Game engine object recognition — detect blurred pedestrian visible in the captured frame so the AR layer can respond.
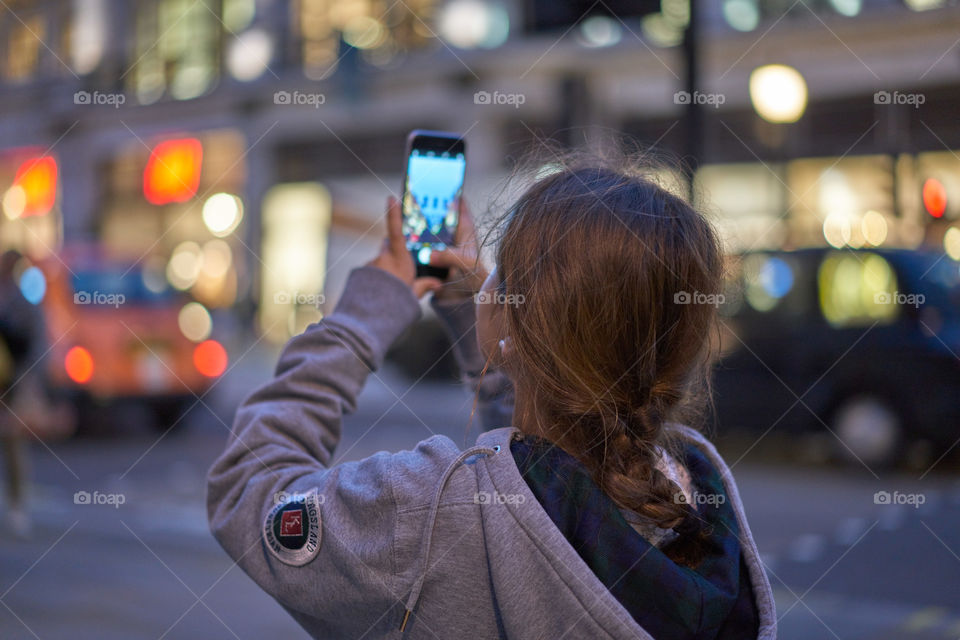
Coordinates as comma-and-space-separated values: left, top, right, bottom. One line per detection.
208, 155, 775, 639
0, 249, 47, 537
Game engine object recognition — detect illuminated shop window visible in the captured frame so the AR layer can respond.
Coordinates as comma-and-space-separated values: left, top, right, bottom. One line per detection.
259, 183, 331, 343
131, 0, 220, 103
788, 155, 896, 249
295, 0, 440, 79
695, 163, 785, 252
100, 130, 246, 309
817, 251, 898, 328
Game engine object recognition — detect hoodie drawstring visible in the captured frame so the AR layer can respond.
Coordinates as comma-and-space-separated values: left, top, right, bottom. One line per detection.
399, 444, 500, 634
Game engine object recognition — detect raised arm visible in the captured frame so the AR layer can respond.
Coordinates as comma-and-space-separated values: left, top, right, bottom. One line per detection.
206, 198, 452, 634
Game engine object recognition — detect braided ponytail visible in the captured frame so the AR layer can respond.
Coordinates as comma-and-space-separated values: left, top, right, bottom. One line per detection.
492, 150, 723, 566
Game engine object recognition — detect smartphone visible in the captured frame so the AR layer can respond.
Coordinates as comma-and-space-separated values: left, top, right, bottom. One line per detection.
401, 130, 466, 279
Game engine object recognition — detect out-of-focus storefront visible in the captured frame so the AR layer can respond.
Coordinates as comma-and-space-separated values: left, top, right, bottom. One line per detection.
695, 150, 960, 258
0, 149, 62, 257
257, 182, 331, 343
100, 129, 247, 313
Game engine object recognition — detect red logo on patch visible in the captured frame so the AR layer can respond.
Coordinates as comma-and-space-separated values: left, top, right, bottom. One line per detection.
279, 509, 303, 537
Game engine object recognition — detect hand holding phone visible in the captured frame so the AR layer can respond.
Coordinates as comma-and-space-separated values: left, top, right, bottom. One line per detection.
401, 130, 466, 279
367, 196, 445, 299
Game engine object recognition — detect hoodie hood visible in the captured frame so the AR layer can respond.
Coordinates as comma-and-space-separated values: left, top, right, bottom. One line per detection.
509, 431, 759, 639
453, 425, 777, 640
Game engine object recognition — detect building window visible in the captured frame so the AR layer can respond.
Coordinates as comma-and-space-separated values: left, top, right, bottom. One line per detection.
4, 12, 45, 82
130, 0, 221, 103
295, 0, 440, 79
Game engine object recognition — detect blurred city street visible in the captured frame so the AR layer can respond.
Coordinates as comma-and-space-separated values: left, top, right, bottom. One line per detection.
1, 0, 960, 638
2, 350, 960, 640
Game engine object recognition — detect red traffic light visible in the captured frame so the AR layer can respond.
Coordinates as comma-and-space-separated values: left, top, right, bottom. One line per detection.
923, 178, 947, 218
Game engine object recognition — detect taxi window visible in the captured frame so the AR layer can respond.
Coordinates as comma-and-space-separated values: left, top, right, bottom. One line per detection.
720, 252, 810, 321
817, 251, 899, 327
72, 268, 173, 304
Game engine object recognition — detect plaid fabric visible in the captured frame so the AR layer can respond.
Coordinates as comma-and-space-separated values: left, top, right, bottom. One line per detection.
511, 433, 759, 640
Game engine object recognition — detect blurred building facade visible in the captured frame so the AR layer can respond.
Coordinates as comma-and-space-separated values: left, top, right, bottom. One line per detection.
0, 0, 959, 343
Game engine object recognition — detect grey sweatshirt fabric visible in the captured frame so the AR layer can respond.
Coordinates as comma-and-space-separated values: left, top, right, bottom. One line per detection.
206, 265, 777, 639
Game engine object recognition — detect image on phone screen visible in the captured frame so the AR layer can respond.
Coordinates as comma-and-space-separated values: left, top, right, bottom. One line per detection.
402, 138, 465, 266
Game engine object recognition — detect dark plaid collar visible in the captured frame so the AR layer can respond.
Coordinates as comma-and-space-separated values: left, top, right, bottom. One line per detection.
510, 433, 759, 640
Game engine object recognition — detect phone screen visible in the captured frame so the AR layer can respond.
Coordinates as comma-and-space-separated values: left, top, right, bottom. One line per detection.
402, 133, 465, 267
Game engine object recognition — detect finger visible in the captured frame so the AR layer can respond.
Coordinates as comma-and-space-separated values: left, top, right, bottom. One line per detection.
428, 247, 476, 272
454, 199, 477, 247
386, 196, 406, 254
412, 277, 443, 298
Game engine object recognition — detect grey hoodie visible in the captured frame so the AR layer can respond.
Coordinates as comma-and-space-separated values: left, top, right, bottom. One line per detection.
207, 265, 777, 639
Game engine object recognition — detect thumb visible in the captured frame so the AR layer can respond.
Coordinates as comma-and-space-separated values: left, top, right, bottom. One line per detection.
412, 277, 443, 298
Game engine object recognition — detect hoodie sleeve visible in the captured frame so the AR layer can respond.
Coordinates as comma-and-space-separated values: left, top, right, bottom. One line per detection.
429, 294, 515, 430
206, 265, 457, 633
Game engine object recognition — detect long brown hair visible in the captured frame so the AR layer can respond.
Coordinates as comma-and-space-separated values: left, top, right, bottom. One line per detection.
489, 151, 723, 564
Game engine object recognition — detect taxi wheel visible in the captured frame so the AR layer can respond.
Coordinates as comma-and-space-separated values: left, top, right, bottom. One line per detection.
831, 394, 902, 469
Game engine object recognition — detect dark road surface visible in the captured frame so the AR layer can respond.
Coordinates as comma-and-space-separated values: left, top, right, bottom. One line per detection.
2, 350, 959, 639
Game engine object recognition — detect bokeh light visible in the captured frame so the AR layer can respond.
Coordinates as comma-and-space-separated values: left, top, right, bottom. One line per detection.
167, 241, 203, 290
201, 239, 233, 279
2, 185, 26, 220
18, 266, 46, 304
343, 17, 386, 50
178, 302, 213, 342
750, 64, 808, 124
829, 0, 862, 16
944, 226, 960, 261
202, 193, 243, 237
143, 138, 203, 205
227, 29, 273, 81
578, 16, 622, 47
439, 0, 509, 49
722, 0, 760, 31
193, 340, 228, 377
922, 178, 947, 218
823, 211, 852, 248
141, 256, 169, 294
65, 346, 94, 384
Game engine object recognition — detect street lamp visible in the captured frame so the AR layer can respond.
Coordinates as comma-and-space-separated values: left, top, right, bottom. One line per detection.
749, 64, 808, 124
748, 64, 808, 243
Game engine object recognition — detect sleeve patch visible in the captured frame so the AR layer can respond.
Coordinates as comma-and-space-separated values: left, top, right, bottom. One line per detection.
263, 489, 322, 566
